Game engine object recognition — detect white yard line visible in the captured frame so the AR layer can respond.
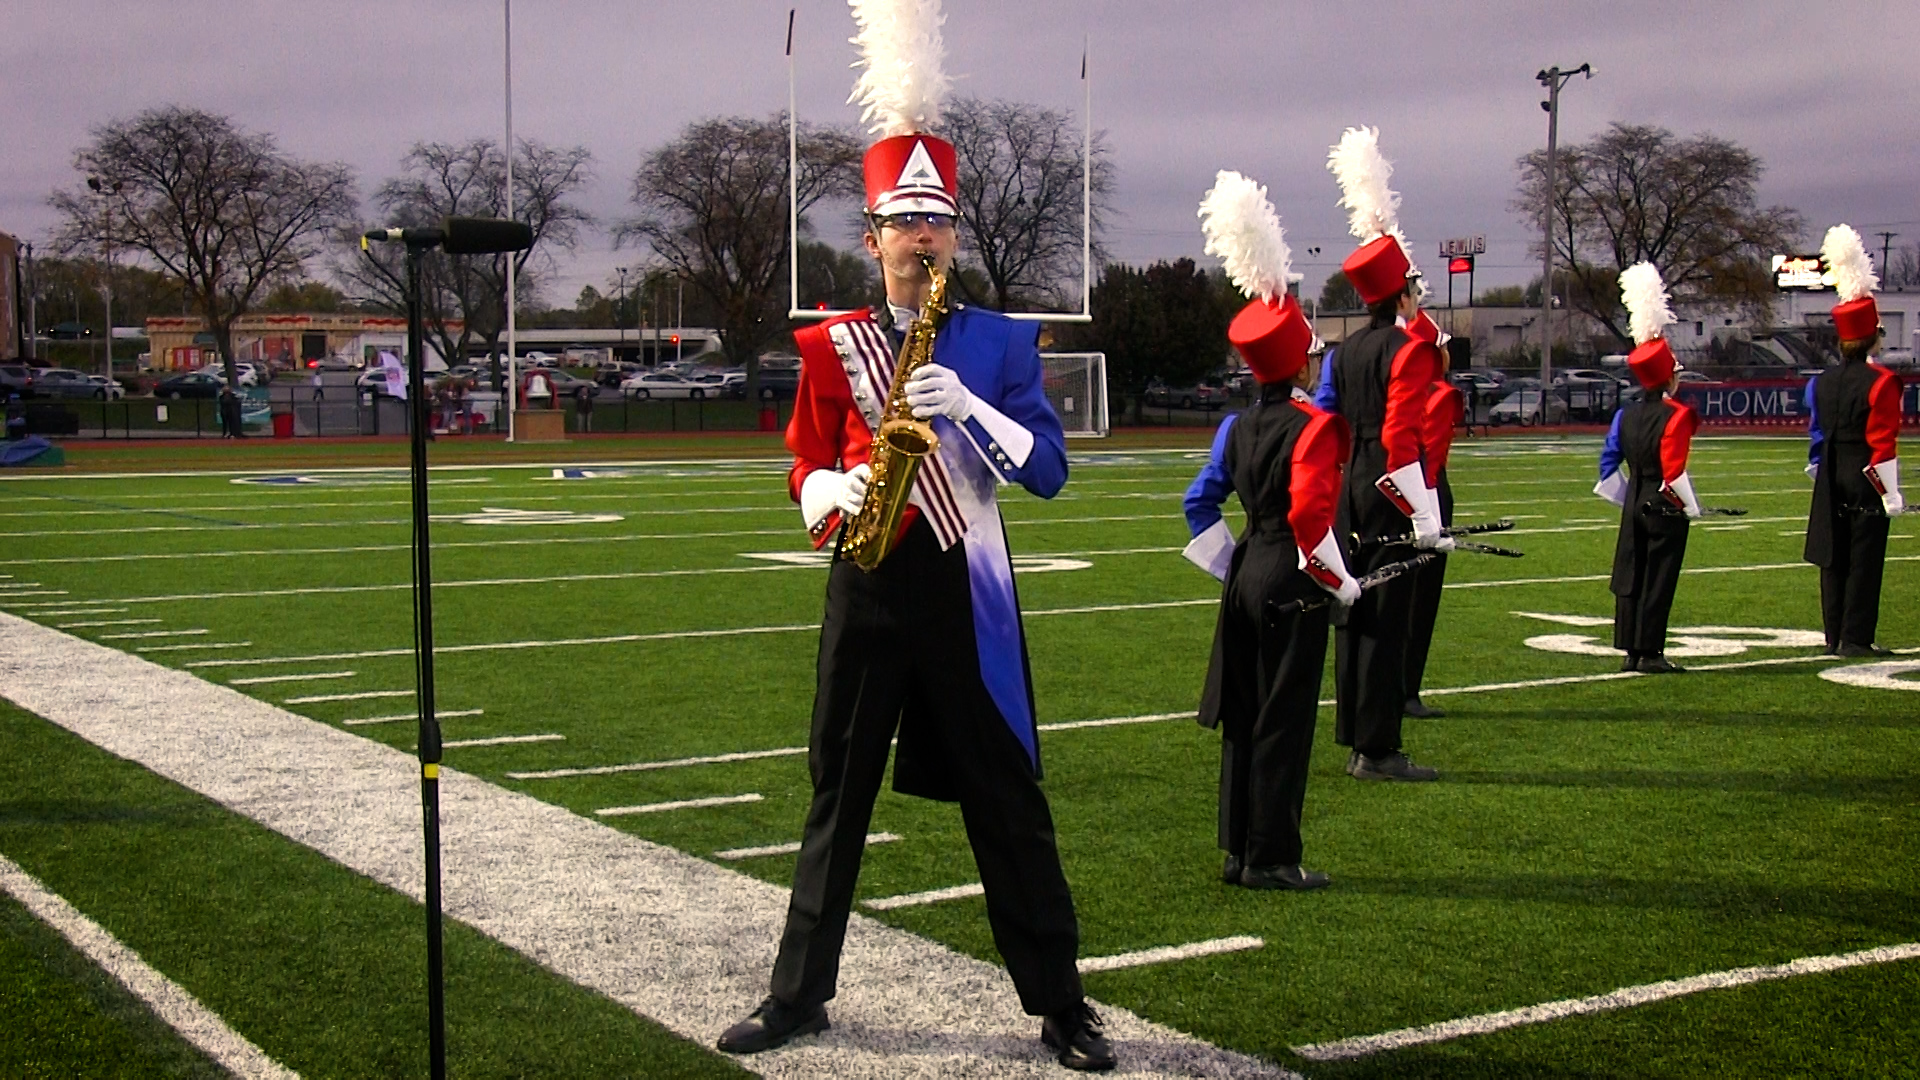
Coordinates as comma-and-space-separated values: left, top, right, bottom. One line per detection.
283, 689, 413, 704
442, 734, 565, 750
229, 671, 356, 686
55, 619, 162, 629
99, 629, 207, 640
35, 608, 130, 617
0, 612, 1291, 1079
0, 853, 301, 1079
509, 745, 811, 781
596, 794, 764, 816
716, 833, 902, 861
1293, 941, 1920, 1062
342, 709, 484, 727
863, 883, 987, 911
136, 641, 251, 653
1079, 936, 1264, 975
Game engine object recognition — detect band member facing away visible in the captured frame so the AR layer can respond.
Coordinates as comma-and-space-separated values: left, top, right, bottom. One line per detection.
1596, 263, 1701, 674
1183, 171, 1360, 891
1402, 310, 1464, 718
1321, 126, 1451, 782
1805, 224, 1906, 656
715, 56, 1113, 1069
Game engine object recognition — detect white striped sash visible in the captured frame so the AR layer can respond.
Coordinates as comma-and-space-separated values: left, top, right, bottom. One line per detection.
835, 318, 969, 548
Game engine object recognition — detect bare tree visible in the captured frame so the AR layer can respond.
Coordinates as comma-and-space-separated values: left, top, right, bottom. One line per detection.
618, 114, 863, 399
49, 106, 356, 383
341, 137, 592, 384
1512, 123, 1802, 344
942, 97, 1113, 313
1885, 243, 1920, 291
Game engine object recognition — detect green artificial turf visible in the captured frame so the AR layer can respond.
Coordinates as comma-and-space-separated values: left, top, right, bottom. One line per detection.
0, 432, 1914, 1076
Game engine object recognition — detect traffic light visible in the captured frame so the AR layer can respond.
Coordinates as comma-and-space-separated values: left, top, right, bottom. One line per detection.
669, 334, 680, 345
1448, 255, 1474, 275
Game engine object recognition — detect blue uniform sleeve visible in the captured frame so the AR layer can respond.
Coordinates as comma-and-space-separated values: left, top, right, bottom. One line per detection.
961, 315, 1068, 499
1599, 408, 1625, 480
1804, 376, 1823, 470
1183, 413, 1237, 536
1312, 349, 1339, 412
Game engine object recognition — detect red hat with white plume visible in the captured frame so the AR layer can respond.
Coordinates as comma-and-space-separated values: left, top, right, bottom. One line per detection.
1199, 171, 1313, 384
1329, 127, 1422, 306
1823, 224, 1881, 344
1620, 262, 1680, 390
849, 0, 959, 217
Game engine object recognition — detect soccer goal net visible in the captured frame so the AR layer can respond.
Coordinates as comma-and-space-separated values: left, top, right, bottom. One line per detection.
1040, 352, 1108, 438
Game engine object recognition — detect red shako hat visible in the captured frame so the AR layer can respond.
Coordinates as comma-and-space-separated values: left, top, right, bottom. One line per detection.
1832, 297, 1880, 343
863, 134, 958, 217
1229, 295, 1314, 384
1627, 339, 1680, 390
1343, 235, 1412, 306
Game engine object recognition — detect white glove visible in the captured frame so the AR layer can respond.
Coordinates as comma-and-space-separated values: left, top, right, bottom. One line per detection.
835, 464, 871, 515
1804, 461, 1818, 481
1888, 491, 1908, 516
904, 363, 974, 423
1301, 529, 1363, 607
1594, 469, 1628, 507
1867, 459, 1903, 516
1664, 471, 1703, 518
1379, 461, 1452, 550
799, 464, 872, 528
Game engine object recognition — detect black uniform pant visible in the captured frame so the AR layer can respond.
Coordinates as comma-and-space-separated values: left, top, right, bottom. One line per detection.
770, 521, 1082, 1017
1335, 555, 1415, 758
1218, 602, 1330, 868
1403, 476, 1453, 700
1818, 509, 1889, 649
1613, 518, 1690, 655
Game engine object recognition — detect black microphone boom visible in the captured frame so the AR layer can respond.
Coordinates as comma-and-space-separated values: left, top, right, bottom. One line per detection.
362, 216, 533, 255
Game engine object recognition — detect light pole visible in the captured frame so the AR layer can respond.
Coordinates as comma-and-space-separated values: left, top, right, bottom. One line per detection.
1536, 63, 1591, 398
615, 266, 630, 362
22, 243, 35, 362
87, 177, 118, 382
675, 275, 684, 363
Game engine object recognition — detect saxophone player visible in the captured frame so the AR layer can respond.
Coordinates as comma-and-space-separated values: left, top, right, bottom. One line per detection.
718, 4, 1108, 1067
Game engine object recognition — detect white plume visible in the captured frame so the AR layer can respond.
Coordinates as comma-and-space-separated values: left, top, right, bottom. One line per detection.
1328, 126, 1400, 244
847, 0, 949, 138
1198, 171, 1293, 303
1822, 224, 1879, 304
1619, 262, 1675, 345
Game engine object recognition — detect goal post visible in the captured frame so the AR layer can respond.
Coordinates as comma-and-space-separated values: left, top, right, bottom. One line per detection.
1040, 352, 1108, 438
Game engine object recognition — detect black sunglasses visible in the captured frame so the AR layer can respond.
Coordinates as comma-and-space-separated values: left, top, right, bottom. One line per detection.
874, 212, 957, 231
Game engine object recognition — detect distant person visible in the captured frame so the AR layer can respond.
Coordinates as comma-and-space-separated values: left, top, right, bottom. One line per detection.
1804, 225, 1905, 656
5, 393, 24, 441
1595, 263, 1701, 674
311, 370, 325, 400
1402, 310, 1464, 719
575, 384, 594, 433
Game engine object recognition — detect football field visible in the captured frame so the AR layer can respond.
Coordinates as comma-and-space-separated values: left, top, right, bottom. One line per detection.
0, 433, 1915, 1078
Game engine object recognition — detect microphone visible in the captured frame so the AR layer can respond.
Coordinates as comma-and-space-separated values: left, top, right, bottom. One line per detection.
362, 217, 533, 254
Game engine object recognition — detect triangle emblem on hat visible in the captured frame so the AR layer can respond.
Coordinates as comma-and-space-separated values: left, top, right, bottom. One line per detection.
896, 138, 946, 190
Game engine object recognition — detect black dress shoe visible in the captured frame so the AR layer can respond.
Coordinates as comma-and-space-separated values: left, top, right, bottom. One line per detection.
716, 996, 828, 1054
1350, 751, 1439, 781
1240, 864, 1331, 890
1222, 855, 1243, 884
1621, 653, 1640, 672
1637, 656, 1686, 675
1042, 1001, 1116, 1072
1403, 697, 1446, 718
1837, 642, 1895, 658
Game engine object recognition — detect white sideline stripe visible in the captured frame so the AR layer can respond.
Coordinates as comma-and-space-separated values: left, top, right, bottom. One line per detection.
1079, 936, 1264, 974
99, 629, 208, 640
1293, 941, 1920, 1062
56, 619, 162, 628
137, 641, 251, 653
0, 853, 301, 1080
441, 734, 565, 749
229, 671, 355, 686
283, 689, 413, 704
342, 709, 485, 727
596, 793, 763, 816
863, 882, 987, 911
716, 833, 902, 861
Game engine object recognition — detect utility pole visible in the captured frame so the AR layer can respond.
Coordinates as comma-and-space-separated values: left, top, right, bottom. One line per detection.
615, 266, 629, 361
22, 243, 35, 362
1536, 63, 1591, 398
1876, 231, 1898, 285
87, 177, 118, 382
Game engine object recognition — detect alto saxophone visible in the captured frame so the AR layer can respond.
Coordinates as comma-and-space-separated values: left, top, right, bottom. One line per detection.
841, 253, 953, 571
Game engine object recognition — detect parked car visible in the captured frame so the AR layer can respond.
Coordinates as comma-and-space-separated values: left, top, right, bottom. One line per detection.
355, 368, 410, 397
522, 352, 561, 369
543, 369, 598, 395
1489, 387, 1569, 426
621, 371, 720, 399
597, 362, 645, 388
1554, 368, 1622, 418
30, 369, 103, 400
1143, 378, 1229, 410
87, 374, 126, 400
0, 364, 39, 398
315, 354, 360, 371
152, 371, 226, 399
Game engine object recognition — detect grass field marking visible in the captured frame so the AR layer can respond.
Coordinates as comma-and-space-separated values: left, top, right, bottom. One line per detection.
99, 629, 209, 640
862, 882, 988, 911
1028, 599, 1216, 618
1039, 712, 1193, 731
342, 709, 485, 726
506, 745, 812, 780
440, 734, 566, 749
282, 689, 414, 704
1078, 936, 1264, 975
0, 590, 68, 597
1507, 514, 1803, 536
0, 529, 798, 568
715, 833, 902, 861
0, 581, 44, 588
1291, 940, 1920, 1063
0, 852, 302, 1080
55, 618, 163, 628
35, 608, 130, 617
136, 641, 251, 653
595, 793, 765, 816
1819, 660, 1920, 692
228, 671, 357, 686
68, 564, 818, 608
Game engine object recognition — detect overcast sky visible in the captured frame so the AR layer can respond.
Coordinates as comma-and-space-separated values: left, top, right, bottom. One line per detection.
5, 0, 1916, 312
